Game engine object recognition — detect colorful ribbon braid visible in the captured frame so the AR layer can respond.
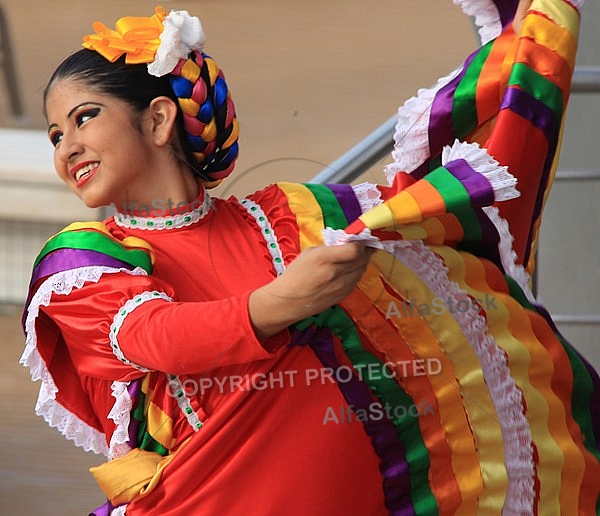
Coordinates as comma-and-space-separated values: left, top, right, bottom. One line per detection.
169, 51, 239, 184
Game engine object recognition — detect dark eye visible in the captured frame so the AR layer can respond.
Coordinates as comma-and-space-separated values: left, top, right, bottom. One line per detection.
76, 107, 100, 127
49, 131, 63, 147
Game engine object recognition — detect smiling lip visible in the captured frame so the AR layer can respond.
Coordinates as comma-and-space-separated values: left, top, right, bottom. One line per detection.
70, 161, 99, 188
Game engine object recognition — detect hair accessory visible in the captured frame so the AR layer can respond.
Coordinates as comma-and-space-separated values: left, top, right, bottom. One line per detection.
82, 6, 167, 66
82, 6, 238, 183
169, 51, 239, 183
148, 9, 206, 77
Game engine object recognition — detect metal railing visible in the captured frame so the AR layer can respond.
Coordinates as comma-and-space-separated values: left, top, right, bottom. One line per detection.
310, 67, 600, 327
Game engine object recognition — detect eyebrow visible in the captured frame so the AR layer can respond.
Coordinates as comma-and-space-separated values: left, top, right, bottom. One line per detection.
47, 102, 106, 134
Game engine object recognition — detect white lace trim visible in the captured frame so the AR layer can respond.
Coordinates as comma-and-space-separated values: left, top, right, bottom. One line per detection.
387, 240, 535, 514
352, 182, 383, 213
20, 266, 148, 456
167, 374, 204, 432
111, 505, 127, 516
111, 192, 212, 231
322, 227, 381, 248
34, 389, 109, 456
239, 198, 286, 276
110, 291, 173, 372
482, 206, 535, 302
453, 0, 503, 45
384, 66, 463, 185
322, 230, 535, 512
108, 381, 134, 460
441, 140, 520, 202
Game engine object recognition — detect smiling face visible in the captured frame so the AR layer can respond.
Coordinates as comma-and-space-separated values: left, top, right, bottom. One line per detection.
45, 77, 196, 210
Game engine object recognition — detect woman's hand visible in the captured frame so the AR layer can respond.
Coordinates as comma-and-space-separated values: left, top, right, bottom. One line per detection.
513, 0, 533, 34
249, 243, 373, 339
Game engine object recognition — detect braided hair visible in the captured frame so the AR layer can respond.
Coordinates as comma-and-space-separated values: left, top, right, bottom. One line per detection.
168, 51, 239, 184
44, 48, 239, 185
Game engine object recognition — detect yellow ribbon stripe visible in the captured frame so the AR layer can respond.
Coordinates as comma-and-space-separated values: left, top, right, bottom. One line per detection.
371, 249, 506, 514
276, 183, 325, 249
353, 260, 483, 514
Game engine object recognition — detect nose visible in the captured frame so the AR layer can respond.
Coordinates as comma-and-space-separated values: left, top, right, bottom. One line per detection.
56, 130, 84, 163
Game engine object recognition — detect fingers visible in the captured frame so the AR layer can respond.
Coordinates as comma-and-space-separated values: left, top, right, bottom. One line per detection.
315, 242, 374, 265
314, 243, 374, 277
317, 244, 373, 296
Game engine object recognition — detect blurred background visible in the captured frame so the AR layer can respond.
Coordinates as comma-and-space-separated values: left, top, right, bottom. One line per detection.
0, 1, 598, 513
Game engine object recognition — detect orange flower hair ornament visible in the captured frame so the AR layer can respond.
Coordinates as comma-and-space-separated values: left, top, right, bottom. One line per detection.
82, 6, 239, 184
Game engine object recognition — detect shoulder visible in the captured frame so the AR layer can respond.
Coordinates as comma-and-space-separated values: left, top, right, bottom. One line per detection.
24, 220, 165, 343
30, 221, 155, 290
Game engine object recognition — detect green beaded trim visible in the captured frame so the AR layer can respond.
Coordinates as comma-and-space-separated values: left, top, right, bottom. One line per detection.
167, 374, 204, 431
239, 198, 286, 276
113, 193, 212, 231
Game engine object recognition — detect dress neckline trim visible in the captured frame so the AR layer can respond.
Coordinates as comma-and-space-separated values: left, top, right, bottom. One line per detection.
112, 191, 213, 231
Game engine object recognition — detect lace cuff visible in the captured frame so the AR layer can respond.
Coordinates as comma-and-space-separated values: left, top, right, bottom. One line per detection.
109, 291, 174, 372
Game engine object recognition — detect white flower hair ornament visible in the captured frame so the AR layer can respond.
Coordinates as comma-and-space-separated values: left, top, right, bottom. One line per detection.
148, 9, 206, 77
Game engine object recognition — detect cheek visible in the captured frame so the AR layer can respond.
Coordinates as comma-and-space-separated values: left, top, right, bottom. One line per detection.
53, 154, 71, 184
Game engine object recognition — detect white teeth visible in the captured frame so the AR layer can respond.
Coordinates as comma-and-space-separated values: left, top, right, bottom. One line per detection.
74, 163, 98, 182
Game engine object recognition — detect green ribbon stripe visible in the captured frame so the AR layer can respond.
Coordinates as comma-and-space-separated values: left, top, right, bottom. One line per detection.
302, 183, 350, 229
425, 166, 482, 243
452, 41, 494, 139
508, 62, 563, 122
34, 229, 153, 274
505, 276, 599, 462
133, 390, 170, 457
428, 155, 442, 173
299, 185, 437, 514
297, 308, 438, 515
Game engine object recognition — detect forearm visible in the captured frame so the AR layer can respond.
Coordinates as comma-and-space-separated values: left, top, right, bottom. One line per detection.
248, 287, 312, 340
112, 290, 287, 375
248, 243, 374, 339
514, 0, 533, 34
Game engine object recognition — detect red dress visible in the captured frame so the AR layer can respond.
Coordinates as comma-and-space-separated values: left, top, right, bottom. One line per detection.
28, 184, 388, 515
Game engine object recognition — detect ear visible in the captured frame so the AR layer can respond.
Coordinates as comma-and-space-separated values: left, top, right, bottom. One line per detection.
146, 96, 179, 147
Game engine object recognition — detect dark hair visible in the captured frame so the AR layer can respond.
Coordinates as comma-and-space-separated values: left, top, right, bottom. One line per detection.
44, 48, 238, 182
44, 49, 177, 113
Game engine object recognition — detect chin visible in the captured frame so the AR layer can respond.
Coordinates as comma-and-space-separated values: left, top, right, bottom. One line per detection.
79, 192, 113, 211
80, 197, 101, 209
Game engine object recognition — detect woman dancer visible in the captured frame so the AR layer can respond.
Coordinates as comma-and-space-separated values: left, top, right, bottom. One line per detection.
22, 1, 600, 514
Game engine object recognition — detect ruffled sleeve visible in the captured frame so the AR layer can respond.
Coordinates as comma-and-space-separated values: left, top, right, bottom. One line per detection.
20, 264, 164, 455
38, 269, 284, 378
20, 221, 286, 455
